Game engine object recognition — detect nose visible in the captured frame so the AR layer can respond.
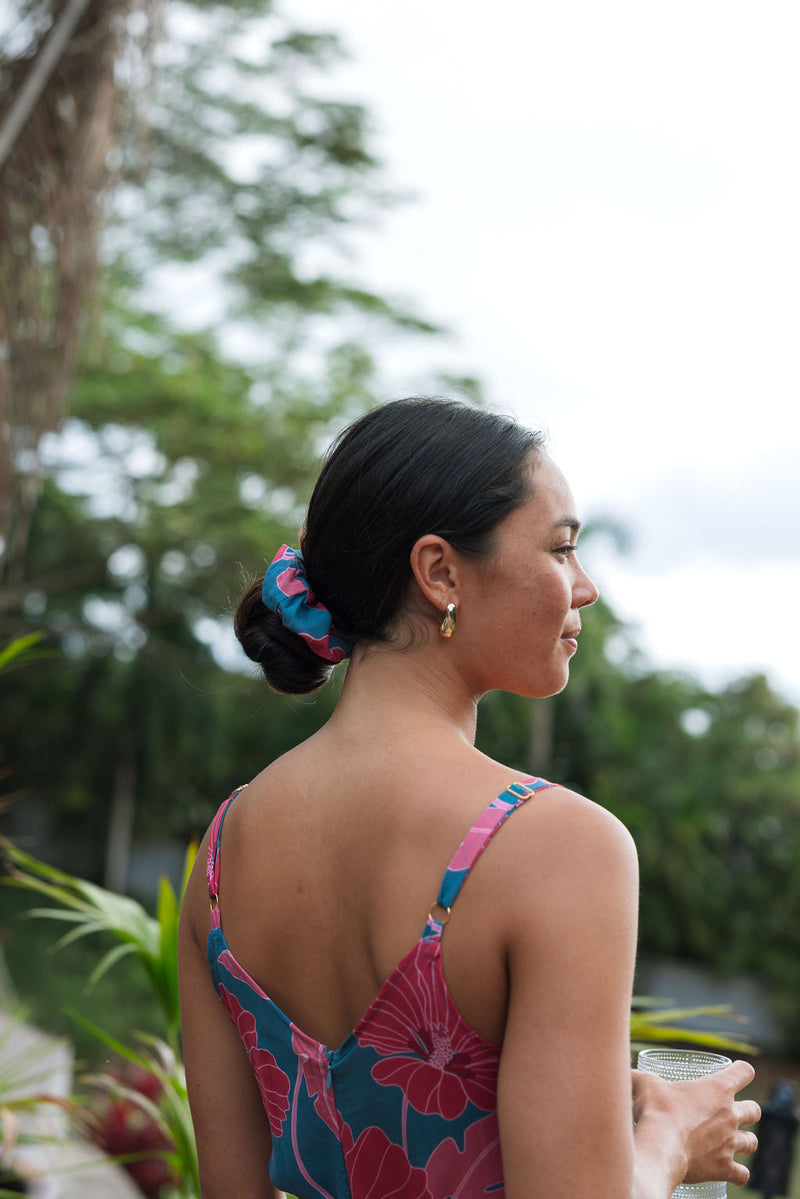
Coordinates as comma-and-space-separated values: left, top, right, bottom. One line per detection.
574, 561, 600, 609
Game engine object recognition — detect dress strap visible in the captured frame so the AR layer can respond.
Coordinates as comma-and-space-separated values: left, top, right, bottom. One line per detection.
423, 777, 557, 939
206, 784, 248, 928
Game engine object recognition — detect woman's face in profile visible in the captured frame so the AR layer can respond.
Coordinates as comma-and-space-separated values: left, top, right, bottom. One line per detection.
454, 454, 599, 699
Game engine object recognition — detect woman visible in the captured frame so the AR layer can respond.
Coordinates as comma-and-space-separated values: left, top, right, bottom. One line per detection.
178, 397, 759, 1198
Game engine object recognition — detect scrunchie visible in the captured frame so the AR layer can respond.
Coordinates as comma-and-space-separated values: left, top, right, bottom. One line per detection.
261, 545, 351, 663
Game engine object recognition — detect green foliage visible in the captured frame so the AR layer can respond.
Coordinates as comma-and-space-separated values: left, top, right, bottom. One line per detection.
1, 839, 194, 1055
110, 1, 438, 339
0, 296, 364, 850
74, 1017, 199, 1198
1, 886, 162, 1062
0, 633, 47, 677
1, 843, 199, 1192
630, 998, 755, 1056
0, 0, 439, 861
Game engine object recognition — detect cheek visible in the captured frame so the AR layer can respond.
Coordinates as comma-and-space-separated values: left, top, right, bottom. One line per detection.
527, 571, 571, 624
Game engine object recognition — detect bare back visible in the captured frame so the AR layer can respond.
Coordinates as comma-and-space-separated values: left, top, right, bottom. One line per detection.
189, 727, 553, 1050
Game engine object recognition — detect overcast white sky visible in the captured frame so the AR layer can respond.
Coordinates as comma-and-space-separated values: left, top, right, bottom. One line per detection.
281, 0, 800, 704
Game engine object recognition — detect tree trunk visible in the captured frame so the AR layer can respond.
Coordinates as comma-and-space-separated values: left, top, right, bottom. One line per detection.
0, 0, 94, 169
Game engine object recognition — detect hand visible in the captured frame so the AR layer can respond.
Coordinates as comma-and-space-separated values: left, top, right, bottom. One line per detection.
633, 1059, 760, 1187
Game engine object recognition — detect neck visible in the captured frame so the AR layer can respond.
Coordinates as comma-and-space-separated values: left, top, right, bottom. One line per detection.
328, 637, 481, 747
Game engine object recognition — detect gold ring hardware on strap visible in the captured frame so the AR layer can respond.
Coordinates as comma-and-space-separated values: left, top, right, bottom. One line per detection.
209, 893, 219, 912
508, 782, 535, 800
428, 902, 452, 926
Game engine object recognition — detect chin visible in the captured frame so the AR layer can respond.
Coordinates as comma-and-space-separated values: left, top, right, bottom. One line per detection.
537, 666, 572, 698
509, 670, 570, 701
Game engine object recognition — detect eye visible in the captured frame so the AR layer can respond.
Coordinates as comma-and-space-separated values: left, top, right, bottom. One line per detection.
553, 544, 577, 557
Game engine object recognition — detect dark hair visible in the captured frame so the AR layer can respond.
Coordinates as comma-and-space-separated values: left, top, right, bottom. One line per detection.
235, 397, 544, 694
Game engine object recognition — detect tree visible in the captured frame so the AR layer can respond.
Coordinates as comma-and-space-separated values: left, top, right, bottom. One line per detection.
0, 0, 148, 575
1, 0, 440, 582
0, 309, 374, 884
0, 0, 446, 887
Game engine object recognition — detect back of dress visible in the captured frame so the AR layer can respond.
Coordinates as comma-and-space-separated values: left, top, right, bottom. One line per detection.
206, 777, 555, 1199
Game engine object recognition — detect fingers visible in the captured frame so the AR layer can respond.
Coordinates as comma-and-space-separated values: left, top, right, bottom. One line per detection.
737, 1130, 759, 1156
736, 1098, 761, 1128
723, 1059, 756, 1092
708, 1136, 757, 1188
729, 1160, 751, 1187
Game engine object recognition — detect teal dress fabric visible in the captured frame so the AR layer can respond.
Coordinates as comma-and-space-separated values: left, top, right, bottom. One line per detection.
206, 776, 555, 1198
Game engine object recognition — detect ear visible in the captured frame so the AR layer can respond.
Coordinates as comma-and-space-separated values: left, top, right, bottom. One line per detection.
409, 534, 459, 613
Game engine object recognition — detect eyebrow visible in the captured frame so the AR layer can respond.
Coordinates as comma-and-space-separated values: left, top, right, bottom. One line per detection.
553, 517, 582, 533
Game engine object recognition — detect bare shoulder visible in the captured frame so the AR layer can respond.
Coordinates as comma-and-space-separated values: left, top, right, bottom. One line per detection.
472, 746, 637, 870
496, 783, 639, 937
508, 781, 636, 859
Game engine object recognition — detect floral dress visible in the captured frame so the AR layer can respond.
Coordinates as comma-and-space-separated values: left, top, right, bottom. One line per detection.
206, 777, 555, 1198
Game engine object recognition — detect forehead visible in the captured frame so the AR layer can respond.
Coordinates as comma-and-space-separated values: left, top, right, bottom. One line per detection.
527, 454, 578, 524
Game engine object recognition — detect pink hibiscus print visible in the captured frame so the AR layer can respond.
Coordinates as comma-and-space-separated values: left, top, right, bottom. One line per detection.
356, 941, 500, 1120
343, 1125, 432, 1199
219, 985, 290, 1136
425, 1112, 504, 1197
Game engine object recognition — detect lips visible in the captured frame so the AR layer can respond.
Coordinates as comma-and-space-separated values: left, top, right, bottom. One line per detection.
561, 628, 580, 652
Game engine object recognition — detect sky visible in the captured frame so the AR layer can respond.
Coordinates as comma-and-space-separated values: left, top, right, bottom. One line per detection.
281, 0, 800, 704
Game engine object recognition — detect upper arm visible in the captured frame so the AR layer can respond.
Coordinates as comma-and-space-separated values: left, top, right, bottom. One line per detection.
497, 790, 639, 1199
178, 835, 279, 1199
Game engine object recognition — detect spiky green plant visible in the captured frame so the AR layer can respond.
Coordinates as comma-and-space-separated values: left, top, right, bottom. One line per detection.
1, 840, 198, 1194
70, 1013, 199, 1197
1, 839, 193, 1058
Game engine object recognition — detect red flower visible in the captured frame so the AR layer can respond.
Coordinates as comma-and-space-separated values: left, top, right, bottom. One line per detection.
219, 985, 291, 1136
356, 940, 499, 1120
89, 1066, 175, 1198
344, 1125, 432, 1199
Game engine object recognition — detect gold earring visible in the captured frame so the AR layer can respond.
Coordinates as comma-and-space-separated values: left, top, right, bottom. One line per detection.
439, 602, 457, 638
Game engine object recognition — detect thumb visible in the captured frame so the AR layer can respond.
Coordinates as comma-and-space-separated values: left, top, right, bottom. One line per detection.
631, 1067, 657, 1115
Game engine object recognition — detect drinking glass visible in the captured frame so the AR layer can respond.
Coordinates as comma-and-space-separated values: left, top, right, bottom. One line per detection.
636, 1048, 732, 1199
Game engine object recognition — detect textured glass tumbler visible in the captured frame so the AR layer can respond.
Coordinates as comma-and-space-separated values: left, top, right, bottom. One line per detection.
637, 1048, 732, 1199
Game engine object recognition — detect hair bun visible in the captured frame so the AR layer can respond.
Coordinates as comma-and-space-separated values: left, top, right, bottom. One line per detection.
234, 578, 333, 695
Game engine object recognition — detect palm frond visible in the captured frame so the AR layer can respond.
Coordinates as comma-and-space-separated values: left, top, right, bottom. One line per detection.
0, 633, 47, 676
630, 1002, 756, 1055
1, 839, 178, 1045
